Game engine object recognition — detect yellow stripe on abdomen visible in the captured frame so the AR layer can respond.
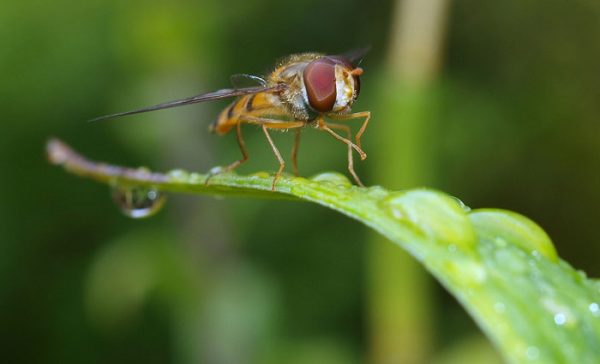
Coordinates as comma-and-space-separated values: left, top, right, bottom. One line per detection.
210, 92, 291, 135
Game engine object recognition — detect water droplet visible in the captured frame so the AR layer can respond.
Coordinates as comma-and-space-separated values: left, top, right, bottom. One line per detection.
451, 196, 471, 212
468, 210, 558, 262
526, 346, 540, 360
209, 166, 224, 175
382, 190, 476, 251
167, 169, 190, 182
494, 302, 506, 314
554, 313, 566, 325
542, 298, 575, 327
464, 261, 487, 283
310, 172, 353, 188
589, 302, 600, 316
577, 269, 588, 280
442, 259, 487, 286
364, 186, 390, 199
111, 185, 166, 218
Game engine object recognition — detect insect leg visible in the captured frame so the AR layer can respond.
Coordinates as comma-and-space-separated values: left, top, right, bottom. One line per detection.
291, 128, 301, 176
328, 111, 371, 150
262, 125, 286, 191
205, 121, 248, 185
326, 122, 364, 187
226, 121, 249, 171
317, 119, 367, 160
239, 116, 305, 190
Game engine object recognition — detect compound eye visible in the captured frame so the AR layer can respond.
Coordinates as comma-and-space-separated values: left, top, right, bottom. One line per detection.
303, 58, 337, 112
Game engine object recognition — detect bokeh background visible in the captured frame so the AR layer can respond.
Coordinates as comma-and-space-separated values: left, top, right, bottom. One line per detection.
2, 0, 600, 363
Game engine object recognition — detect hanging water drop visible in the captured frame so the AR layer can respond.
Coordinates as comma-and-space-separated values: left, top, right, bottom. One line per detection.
111, 185, 166, 218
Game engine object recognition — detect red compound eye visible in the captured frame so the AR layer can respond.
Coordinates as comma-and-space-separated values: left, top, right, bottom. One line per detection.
303, 58, 337, 112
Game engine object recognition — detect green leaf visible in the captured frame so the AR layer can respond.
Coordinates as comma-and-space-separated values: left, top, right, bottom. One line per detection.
48, 139, 600, 363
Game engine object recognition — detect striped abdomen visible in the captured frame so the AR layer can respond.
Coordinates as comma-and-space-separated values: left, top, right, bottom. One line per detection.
210, 92, 289, 135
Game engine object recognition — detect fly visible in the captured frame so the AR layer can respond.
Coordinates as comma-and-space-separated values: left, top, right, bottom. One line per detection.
91, 49, 371, 190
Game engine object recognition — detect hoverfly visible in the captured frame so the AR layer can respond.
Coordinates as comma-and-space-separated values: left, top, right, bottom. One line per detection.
91, 49, 371, 190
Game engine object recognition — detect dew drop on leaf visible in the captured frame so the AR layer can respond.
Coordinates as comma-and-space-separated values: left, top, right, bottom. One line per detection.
451, 196, 471, 212
542, 298, 575, 327
167, 169, 190, 182
468, 210, 558, 261
382, 190, 476, 251
577, 269, 588, 280
310, 172, 353, 188
554, 313, 567, 326
364, 185, 390, 199
111, 185, 166, 219
209, 166, 225, 175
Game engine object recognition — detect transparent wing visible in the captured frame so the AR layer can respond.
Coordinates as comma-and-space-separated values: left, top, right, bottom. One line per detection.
89, 84, 285, 122
229, 74, 267, 88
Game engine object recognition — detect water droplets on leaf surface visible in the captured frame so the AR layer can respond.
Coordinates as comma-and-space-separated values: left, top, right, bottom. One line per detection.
310, 172, 353, 188
577, 269, 588, 280
554, 313, 567, 326
167, 169, 190, 182
451, 196, 471, 212
542, 298, 575, 327
468, 210, 558, 261
383, 190, 476, 251
111, 185, 166, 219
364, 185, 390, 199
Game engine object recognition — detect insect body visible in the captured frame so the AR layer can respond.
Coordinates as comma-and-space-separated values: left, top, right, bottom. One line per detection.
92, 50, 371, 190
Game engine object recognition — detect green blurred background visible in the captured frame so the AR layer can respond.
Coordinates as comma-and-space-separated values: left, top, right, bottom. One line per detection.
2, 0, 600, 363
